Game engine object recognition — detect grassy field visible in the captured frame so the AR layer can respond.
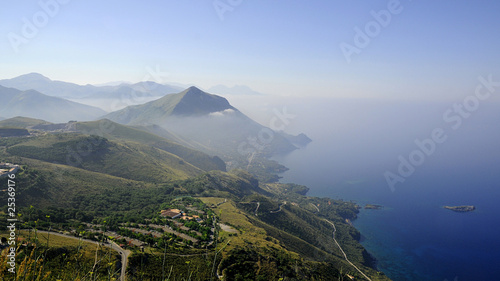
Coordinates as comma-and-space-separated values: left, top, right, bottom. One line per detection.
4, 133, 204, 183
5, 230, 95, 248
0, 230, 121, 280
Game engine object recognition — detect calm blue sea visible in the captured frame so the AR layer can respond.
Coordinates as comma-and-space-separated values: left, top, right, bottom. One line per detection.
271, 98, 500, 281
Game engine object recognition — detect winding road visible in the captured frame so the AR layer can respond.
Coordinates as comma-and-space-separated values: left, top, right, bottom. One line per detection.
254, 202, 260, 216
311, 203, 320, 212
265, 201, 370, 279
270, 202, 286, 213
323, 220, 372, 281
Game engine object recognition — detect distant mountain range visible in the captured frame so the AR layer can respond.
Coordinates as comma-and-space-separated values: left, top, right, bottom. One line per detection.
0, 73, 96, 99
0, 73, 310, 180
0, 73, 265, 100
81, 82, 182, 100
0, 73, 182, 100
0, 85, 106, 123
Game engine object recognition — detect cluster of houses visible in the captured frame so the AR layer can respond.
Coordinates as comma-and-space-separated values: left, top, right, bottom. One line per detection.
0, 163, 19, 178
160, 208, 202, 222
160, 208, 182, 219
73, 206, 208, 251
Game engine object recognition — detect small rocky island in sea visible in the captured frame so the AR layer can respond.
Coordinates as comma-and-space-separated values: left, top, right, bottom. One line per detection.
443, 205, 476, 212
364, 204, 383, 210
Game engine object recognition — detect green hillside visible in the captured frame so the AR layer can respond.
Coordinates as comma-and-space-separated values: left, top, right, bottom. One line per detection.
0, 158, 153, 209
0, 152, 389, 281
133, 123, 194, 147
180, 169, 268, 198
2, 133, 203, 183
74, 119, 226, 172
0, 116, 52, 128
0, 128, 388, 280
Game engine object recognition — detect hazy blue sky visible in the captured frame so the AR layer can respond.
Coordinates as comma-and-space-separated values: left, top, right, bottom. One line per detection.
2, 0, 500, 100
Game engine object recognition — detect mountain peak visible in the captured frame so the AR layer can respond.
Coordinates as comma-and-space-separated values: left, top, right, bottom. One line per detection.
104, 87, 239, 124
0, 73, 53, 93
183, 86, 204, 95
172, 87, 234, 116
16, 72, 51, 81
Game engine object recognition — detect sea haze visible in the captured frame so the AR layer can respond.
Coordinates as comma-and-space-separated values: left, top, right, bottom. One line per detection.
271, 97, 500, 281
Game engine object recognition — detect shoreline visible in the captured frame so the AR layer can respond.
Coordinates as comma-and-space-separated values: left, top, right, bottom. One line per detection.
350, 208, 382, 272
272, 156, 385, 276
296, 182, 384, 274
